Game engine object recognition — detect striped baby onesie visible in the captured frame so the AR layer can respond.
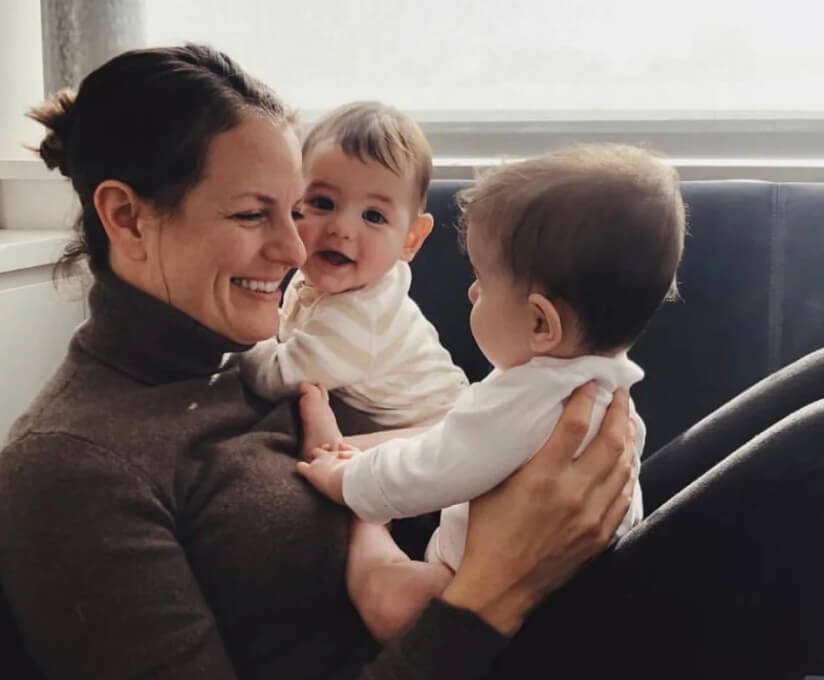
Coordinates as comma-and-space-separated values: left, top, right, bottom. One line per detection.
239, 261, 468, 427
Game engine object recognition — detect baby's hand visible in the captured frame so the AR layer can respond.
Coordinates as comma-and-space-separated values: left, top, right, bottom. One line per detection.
296, 443, 356, 504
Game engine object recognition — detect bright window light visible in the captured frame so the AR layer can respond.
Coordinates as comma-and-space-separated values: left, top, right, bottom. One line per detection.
145, 0, 824, 117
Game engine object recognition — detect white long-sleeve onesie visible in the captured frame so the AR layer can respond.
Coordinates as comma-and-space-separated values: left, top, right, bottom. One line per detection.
342, 354, 647, 571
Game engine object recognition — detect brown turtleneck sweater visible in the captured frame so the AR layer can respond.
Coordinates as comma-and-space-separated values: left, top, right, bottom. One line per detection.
0, 270, 506, 679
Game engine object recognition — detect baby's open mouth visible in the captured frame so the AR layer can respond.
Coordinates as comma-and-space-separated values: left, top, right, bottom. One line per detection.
318, 250, 355, 266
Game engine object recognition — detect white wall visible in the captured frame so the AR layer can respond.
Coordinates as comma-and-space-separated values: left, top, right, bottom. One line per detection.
1, 1, 44, 160
0, 3, 84, 442
0, 267, 86, 442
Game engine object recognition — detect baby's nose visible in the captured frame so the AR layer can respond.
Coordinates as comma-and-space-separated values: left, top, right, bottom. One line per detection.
327, 215, 354, 240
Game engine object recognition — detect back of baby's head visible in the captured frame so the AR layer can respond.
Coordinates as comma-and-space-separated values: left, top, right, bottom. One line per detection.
460, 144, 685, 354
302, 102, 432, 208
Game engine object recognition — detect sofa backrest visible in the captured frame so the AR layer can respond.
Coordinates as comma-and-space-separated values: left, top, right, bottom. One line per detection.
414, 180, 824, 454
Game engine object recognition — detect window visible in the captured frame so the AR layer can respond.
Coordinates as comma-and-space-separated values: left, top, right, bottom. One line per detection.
145, 0, 824, 115
143, 0, 824, 176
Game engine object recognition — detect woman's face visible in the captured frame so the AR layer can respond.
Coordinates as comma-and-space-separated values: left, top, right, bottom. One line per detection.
145, 113, 306, 344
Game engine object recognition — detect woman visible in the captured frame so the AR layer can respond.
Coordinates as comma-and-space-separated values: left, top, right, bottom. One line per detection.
0, 44, 634, 679
1, 44, 822, 679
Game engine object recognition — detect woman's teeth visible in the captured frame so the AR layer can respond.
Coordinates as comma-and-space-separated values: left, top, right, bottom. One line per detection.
232, 278, 279, 293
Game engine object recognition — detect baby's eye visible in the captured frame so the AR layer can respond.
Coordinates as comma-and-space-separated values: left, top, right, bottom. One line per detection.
363, 209, 387, 224
291, 208, 304, 221
307, 195, 334, 211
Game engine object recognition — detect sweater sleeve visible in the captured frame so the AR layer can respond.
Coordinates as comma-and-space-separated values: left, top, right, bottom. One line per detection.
0, 433, 238, 680
358, 599, 508, 680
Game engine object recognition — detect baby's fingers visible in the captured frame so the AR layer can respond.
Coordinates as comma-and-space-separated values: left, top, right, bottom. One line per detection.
296, 459, 326, 488
296, 460, 313, 481
306, 446, 336, 461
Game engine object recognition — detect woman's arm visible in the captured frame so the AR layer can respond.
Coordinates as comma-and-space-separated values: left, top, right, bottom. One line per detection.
0, 434, 238, 679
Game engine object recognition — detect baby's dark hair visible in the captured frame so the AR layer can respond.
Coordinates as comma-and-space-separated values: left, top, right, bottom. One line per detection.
302, 101, 432, 208
28, 43, 294, 279
459, 144, 686, 354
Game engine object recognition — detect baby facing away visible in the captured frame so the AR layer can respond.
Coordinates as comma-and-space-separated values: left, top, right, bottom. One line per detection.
294, 142, 686, 642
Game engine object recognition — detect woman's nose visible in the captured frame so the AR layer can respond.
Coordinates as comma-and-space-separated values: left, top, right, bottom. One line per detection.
263, 217, 306, 269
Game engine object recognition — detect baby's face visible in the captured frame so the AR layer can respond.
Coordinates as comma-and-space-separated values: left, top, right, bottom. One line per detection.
297, 140, 421, 294
465, 221, 535, 370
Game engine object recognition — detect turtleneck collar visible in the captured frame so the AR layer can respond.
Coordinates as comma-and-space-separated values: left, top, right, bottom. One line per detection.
75, 267, 253, 385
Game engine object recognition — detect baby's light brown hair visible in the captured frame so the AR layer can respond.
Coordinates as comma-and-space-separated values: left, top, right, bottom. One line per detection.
459, 144, 686, 354
302, 101, 432, 210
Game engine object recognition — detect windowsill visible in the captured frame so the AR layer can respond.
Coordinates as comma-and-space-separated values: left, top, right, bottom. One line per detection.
434, 157, 824, 182
0, 160, 60, 180
0, 229, 71, 274
0, 163, 76, 232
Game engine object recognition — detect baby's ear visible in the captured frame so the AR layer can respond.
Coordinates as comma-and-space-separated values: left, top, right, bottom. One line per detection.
400, 213, 434, 262
528, 293, 564, 355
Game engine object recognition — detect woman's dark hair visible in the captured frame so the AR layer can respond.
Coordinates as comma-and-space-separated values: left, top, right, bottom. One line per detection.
28, 44, 294, 278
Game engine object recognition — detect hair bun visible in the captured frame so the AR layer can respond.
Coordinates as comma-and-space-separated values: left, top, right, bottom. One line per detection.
28, 89, 76, 178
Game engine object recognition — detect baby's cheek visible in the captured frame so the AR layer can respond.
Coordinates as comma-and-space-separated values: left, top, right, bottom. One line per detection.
296, 222, 315, 244
468, 304, 482, 343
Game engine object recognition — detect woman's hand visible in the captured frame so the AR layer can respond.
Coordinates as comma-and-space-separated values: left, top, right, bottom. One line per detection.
442, 384, 636, 636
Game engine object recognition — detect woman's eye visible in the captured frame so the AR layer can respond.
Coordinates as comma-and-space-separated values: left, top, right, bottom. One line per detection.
232, 212, 266, 223
307, 196, 334, 211
291, 208, 304, 221
363, 209, 387, 224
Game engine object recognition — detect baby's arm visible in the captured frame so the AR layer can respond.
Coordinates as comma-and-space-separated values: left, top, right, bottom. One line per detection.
238, 309, 374, 399
343, 405, 543, 522
238, 338, 287, 397
305, 379, 561, 523
344, 426, 429, 450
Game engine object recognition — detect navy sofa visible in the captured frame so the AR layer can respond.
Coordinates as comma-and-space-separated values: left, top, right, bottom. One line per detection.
415, 180, 824, 455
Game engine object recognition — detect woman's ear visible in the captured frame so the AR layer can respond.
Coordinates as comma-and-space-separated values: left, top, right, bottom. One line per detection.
93, 180, 153, 262
528, 292, 563, 354
400, 213, 434, 262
